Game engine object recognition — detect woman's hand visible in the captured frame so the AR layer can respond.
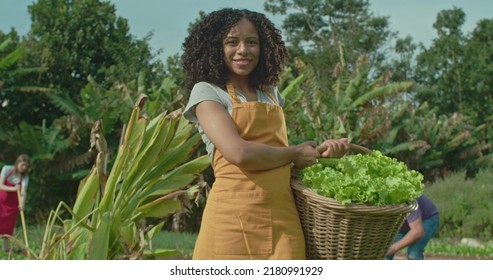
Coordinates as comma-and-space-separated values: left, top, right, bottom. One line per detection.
292, 141, 320, 169
11, 184, 21, 192
316, 138, 350, 158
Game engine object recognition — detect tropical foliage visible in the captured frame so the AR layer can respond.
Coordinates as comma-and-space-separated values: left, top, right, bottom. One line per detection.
281, 48, 414, 145
281, 48, 489, 182
0, 36, 52, 135
34, 97, 209, 259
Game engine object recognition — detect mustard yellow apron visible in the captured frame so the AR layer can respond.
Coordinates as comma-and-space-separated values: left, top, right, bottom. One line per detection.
192, 83, 305, 260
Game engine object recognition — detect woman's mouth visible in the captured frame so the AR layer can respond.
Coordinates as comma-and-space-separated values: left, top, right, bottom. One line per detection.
234, 59, 251, 67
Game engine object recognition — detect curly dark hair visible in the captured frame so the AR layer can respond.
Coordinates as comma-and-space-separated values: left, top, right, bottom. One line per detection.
181, 8, 289, 92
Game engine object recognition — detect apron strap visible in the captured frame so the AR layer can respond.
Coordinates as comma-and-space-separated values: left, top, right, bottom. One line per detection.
226, 83, 241, 104
5, 169, 14, 181
263, 86, 279, 106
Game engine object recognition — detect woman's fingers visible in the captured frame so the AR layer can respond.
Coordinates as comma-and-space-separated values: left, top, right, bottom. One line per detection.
318, 138, 350, 158
293, 142, 322, 169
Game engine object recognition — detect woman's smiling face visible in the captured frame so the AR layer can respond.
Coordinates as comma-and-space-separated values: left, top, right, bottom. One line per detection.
223, 18, 260, 81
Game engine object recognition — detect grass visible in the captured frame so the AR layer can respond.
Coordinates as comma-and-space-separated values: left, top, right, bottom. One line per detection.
2, 233, 492, 260
3, 226, 492, 260
424, 169, 493, 242
0, 223, 44, 260
427, 238, 493, 258
152, 231, 197, 259
0, 224, 198, 260
154, 233, 493, 260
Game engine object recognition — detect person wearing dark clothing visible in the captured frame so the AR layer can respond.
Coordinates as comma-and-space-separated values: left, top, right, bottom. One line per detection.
385, 194, 439, 260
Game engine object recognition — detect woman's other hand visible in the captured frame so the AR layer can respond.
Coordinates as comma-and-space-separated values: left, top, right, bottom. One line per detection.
317, 138, 350, 158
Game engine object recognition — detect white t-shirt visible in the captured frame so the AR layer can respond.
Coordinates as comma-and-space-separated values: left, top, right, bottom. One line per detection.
183, 81, 285, 161
1, 165, 29, 189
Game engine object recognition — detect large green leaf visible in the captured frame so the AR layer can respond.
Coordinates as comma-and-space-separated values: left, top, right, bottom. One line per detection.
165, 114, 196, 151
88, 212, 111, 260
121, 109, 180, 194
137, 198, 182, 218
340, 70, 365, 110
122, 156, 208, 220
72, 165, 99, 218
48, 92, 84, 118
68, 228, 91, 260
119, 221, 137, 250
281, 74, 305, 100
100, 105, 146, 212
152, 133, 205, 175
146, 222, 165, 240
385, 140, 429, 154
0, 38, 11, 51
0, 45, 23, 70
143, 174, 197, 197
351, 81, 415, 108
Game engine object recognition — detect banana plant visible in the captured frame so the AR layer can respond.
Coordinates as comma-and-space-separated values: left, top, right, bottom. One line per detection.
0, 37, 51, 96
36, 95, 210, 260
283, 47, 415, 145
0, 37, 52, 140
393, 105, 489, 180
362, 99, 489, 181
281, 45, 489, 181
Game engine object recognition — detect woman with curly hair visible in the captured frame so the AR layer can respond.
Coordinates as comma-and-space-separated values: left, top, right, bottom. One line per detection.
182, 8, 349, 260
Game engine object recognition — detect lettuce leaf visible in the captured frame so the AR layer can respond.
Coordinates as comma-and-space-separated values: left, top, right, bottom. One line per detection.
301, 151, 424, 206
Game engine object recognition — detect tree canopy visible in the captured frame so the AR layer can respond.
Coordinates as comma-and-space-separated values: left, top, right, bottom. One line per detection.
4, 0, 164, 127
264, 0, 395, 77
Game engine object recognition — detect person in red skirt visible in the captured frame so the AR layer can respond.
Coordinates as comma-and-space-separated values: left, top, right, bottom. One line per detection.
0, 154, 30, 251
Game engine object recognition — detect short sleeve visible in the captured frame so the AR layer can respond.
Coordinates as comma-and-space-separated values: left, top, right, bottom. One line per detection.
0, 166, 9, 178
183, 82, 233, 161
0, 165, 28, 188
183, 82, 233, 123
406, 207, 422, 224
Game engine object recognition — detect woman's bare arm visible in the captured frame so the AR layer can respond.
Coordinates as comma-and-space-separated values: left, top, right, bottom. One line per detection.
195, 100, 320, 171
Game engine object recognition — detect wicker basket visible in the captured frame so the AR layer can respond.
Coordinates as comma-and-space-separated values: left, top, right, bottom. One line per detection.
291, 144, 418, 260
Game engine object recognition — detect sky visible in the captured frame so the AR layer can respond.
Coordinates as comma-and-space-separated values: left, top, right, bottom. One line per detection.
1, 0, 492, 62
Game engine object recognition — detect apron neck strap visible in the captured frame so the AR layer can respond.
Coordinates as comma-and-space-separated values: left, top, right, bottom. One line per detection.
226, 83, 241, 104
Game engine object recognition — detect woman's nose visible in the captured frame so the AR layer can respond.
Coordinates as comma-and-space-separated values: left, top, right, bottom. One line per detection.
237, 42, 247, 53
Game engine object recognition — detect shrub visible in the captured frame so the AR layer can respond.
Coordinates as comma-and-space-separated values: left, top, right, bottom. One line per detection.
426, 169, 493, 239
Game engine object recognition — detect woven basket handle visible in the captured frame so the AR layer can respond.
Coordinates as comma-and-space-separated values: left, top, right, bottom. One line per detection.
348, 143, 371, 154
